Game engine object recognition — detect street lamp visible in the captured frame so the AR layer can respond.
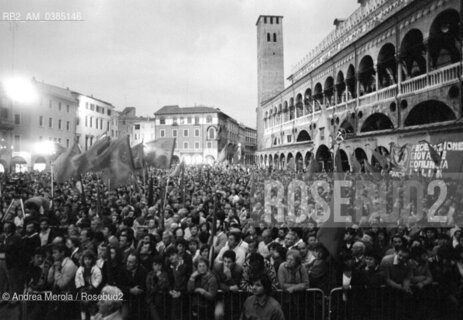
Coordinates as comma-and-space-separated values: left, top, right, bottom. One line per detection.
3, 76, 38, 104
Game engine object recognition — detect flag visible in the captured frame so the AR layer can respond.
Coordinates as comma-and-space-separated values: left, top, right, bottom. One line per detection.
131, 143, 145, 170
217, 146, 227, 163
350, 152, 362, 173
72, 136, 111, 175
53, 141, 81, 183
50, 142, 67, 162
93, 136, 135, 188
170, 161, 185, 178
372, 149, 388, 169
144, 138, 176, 169
419, 140, 442, 166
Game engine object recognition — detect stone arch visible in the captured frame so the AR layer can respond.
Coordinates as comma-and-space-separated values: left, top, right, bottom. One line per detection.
313, 83, 323, 109
289, 97, 295, 120
340, 118, 355, 134
296, 93, 304, 118
280, 153, 286, 169
377, 43, 397, 89
283, 101, 289, 122
404, 100, 456, 126
358, 55, 376, 95
315, 144, 332, 172
336, 148, 350, 172
400, 29, 426, 79
269, 155, 273, 168
264, 154, 268, 167
429, 9, 461, 70
296, 130, 311, 142
304, 151, 312, 167
324, 76, 335, 105
354, 148, 368, 172
274, 154, 279, 168
287, 152, 294, 166
336, 70, 346, 103
304, 88, 313, 114
295, 152, 303, 171
360, 113, 394, 132
346, 64, 357, 99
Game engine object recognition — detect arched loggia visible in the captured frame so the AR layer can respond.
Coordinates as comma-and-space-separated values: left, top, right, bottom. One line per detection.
404, 100, 456, 126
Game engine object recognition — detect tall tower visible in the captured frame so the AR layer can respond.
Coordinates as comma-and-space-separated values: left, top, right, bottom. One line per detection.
256, 15, 284, 151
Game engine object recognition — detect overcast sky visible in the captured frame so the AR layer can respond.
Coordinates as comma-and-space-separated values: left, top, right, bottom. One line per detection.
0, 0, 359, 128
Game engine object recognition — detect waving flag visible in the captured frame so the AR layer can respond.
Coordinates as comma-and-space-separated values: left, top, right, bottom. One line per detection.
131, 142, 145, 170
419, 140, 442, 166
72, 136, 111, 175
144, 138, 176, 169
372, 149, 388, 169
53, 141, 81, 183
93, 135, 135, 188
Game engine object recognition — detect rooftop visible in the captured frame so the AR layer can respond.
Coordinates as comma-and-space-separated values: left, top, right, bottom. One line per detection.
154, 105, 221, 115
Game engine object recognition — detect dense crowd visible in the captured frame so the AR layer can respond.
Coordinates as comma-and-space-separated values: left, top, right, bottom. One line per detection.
0, 165, 462, 320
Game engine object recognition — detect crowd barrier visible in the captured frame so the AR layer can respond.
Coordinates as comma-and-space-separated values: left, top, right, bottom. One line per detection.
18, 285, 460, 320
328, 284, 460, 320
17, 288, 325, 320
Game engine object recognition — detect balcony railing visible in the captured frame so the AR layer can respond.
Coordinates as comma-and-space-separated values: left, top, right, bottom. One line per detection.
264, 62, 461, 136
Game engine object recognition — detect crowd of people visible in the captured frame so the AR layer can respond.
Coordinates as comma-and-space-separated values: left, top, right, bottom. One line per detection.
0, 165, 462, 320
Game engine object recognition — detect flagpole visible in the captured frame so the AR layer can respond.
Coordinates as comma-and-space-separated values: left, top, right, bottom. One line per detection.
79, 174, 88, 213
208, 192, 218, 267
161, 176, 170, 230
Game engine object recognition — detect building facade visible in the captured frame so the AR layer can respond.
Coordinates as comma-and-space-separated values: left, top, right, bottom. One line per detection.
154, 105, 257, 165
3, 80, 79, 171
118, 107, 156, 145
73, 93, 118, 151
257, 0, 463, 171
0, 85, 14, 172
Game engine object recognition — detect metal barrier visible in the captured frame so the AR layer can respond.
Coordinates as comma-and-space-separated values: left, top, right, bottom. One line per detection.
18, 288, 326, 320
328, 284, 455, 320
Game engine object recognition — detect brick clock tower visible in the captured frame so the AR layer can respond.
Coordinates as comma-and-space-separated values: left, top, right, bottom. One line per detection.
256, 15, 284, 151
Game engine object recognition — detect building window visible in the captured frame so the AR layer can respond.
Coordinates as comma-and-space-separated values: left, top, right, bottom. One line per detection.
49, 118, 53, 128
206, 115, 212, 123
183, 142, 188, 149
58, 120, 62, 130
90, 104, 95, 111
207, 141, 212, 149
58, 102, 62, 111
85, 102, 89, 109
107, 121, 110, 131
270, 17, 273, 24
208, 127, 216, 139
264, 17, 267, 23
14, 114, 20, 125
172, 129, 177, 137
320, 127, 325, 140
160, 117, 166, 124
160, 129, 165, 137
66, 139, 70, 147
180, 117, 184, 124
187, 117, 192, 124
183, 129, 188, 137
267, 33, 271, 42
195, 117, 199, 125
173, 117, 178, 125
195, 142, 200, 149
273, 33, 277, 42
85, 116, 88, 127
276, 17, 279, 24
195, 129, 200, 137
287, 135, 292, 143
66, 105, 70, 113
66, 121, 70, 131
134, 124, 140, 130
96, 118, 99, 129
107, 109, 111, 116
89, 117, 93, 128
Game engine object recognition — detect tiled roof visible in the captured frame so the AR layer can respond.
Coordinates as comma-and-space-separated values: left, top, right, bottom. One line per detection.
154, 105, 220, 115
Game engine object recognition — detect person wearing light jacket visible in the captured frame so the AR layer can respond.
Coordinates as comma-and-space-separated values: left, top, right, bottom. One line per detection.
75, 250, 102, 320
